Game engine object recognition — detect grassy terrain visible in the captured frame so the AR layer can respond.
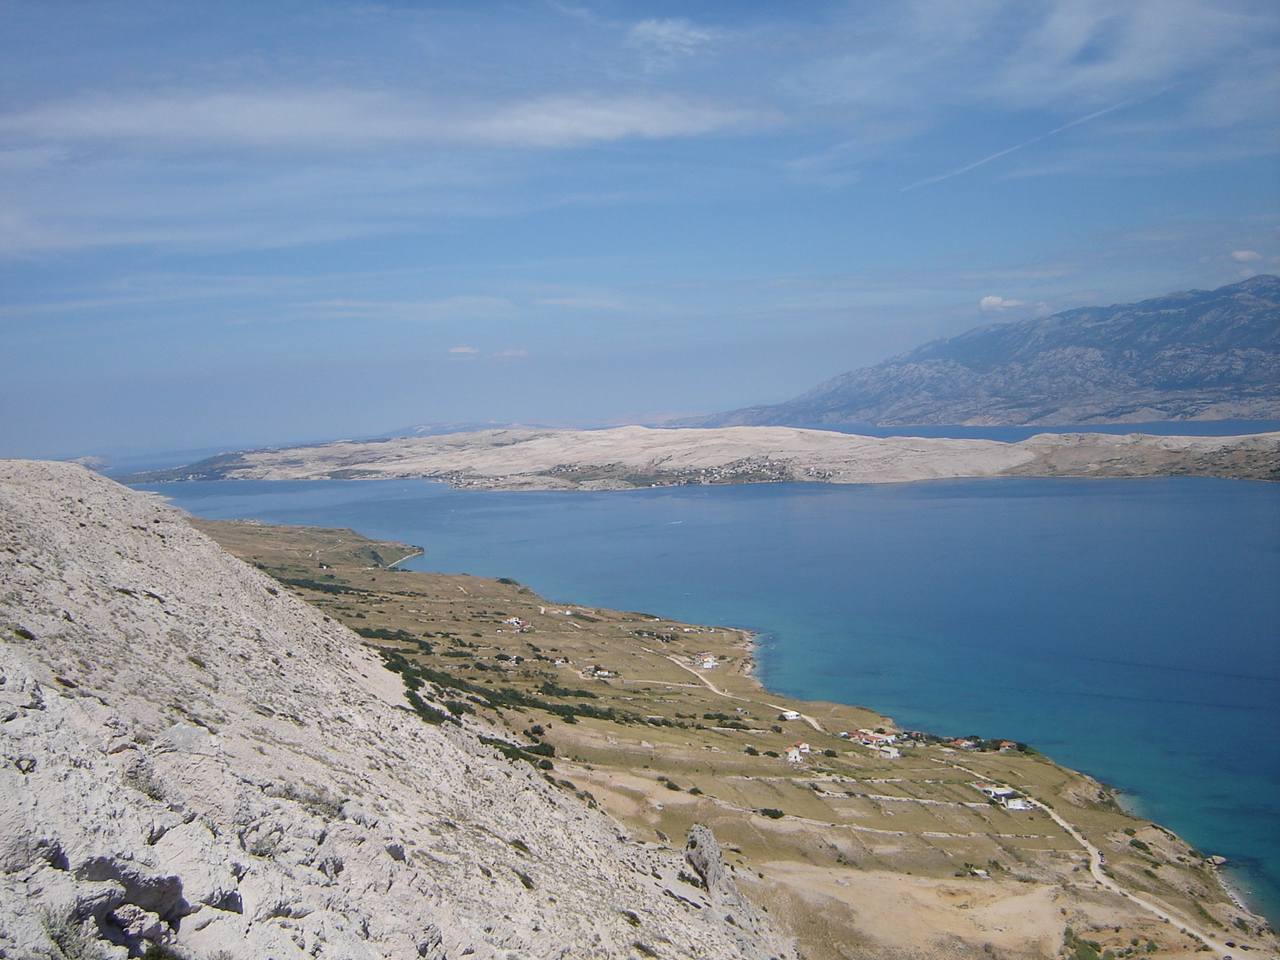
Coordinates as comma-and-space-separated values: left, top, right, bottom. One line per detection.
195, 518, 1274, 960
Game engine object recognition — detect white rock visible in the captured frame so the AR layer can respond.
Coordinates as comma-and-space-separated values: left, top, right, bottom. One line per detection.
0, 459, 798, 960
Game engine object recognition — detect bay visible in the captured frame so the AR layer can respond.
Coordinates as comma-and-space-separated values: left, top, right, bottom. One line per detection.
138, 475, 1280, 922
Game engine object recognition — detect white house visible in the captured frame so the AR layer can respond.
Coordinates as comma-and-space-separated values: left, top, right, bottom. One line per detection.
876, 746, 901, 759
975, 782, 1020, 801
856, 729, 895, 745
784, 746, 804, 763
780, 710, 801, 721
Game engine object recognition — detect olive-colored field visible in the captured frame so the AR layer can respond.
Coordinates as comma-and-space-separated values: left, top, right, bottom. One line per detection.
194, 518, 1276, 960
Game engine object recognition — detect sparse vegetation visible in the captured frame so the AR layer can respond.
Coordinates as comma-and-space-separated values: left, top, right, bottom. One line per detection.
41, 908, 97, 960
123, 762, 167, 802
190, 517, 1265, 960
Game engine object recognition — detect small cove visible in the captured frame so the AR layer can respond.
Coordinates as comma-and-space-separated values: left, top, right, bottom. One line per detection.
139, 474, 1280, 922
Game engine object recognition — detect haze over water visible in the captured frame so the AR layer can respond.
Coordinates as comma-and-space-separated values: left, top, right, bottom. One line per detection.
143, 474, 1280, 922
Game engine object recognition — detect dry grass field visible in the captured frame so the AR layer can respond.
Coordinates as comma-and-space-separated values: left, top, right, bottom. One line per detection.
195, 518, 1276, 960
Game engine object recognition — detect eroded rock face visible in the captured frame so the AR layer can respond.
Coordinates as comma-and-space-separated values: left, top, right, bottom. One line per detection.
684, 824, 768, 937
0, 459, 798, 960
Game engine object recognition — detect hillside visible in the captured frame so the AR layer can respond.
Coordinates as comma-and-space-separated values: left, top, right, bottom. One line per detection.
3, 461, 1274, 959
122, 424, 1280, 489
0, 460, 795, 960
686, 275, 1280, 427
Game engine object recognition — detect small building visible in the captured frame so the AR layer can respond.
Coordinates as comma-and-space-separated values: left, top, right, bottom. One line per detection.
1005, 798, 1031, 811
780, 711, 801, 721
784, 746, 804, 763
795, 742, 811, 754
855, 729, 896, 745
876, 746, 901, 759
975, 782, 1020, 801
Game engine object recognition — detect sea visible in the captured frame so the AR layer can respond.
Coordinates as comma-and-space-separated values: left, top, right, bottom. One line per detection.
133, 421, 1280, 922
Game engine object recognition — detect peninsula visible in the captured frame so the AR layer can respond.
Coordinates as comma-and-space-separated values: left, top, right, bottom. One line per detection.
122, 425, 1280, 489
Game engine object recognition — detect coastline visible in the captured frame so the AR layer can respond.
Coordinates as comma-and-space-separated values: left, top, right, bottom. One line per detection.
147, 473, 1280, 943
189, 515, 1278, 959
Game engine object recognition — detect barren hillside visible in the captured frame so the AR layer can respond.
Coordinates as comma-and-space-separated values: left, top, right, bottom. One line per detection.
0, 460, 795, 960
125, 425, 1280, 489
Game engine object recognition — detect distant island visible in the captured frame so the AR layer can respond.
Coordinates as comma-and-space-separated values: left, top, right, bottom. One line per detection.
122, 424, 1280, 488
679, 275, 1280, 428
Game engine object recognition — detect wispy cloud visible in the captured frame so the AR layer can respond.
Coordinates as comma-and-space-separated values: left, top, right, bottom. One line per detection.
901, 94, 1150, 190
298, 297, 519, 322
0, 89, 755, 155
626, 18, 717, 70
533, 296, 625, 309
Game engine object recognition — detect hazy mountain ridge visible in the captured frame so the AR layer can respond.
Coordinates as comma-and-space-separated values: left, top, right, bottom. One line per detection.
684, 275, 1280, 427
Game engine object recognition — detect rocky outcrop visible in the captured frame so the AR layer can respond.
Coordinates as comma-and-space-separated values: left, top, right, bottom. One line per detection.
683, 275, 1280, 427
0, 459, 798, 960
121, 424, 1280, 489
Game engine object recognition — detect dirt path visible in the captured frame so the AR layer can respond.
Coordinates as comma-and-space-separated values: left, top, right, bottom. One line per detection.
659, 653, 825, 732
931, 757, 1239, 957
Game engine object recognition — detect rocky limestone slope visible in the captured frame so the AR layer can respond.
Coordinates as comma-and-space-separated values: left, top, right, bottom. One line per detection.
684, 275, 1280, 427
123, 425, 1280, 489
0, 459, 797, 960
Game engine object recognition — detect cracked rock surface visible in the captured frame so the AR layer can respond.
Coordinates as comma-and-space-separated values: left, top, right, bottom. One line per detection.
0, 459, 798, 960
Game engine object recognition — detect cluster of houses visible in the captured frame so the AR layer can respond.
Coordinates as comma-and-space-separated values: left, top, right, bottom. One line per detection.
944, 737, 1021, 752
837, 728, 903, 759
693, 652, 720, 670
973, 781, 1032, 810
502, 616, 531, 633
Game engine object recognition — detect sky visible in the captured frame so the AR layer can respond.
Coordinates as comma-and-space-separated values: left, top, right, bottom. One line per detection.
2, 0, 1278, 462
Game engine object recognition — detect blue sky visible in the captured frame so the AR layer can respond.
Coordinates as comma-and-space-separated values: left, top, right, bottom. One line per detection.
2, 0, 1277, 461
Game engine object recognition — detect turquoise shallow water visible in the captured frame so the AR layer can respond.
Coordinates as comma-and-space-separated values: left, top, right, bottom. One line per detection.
139, 476, 1280, 922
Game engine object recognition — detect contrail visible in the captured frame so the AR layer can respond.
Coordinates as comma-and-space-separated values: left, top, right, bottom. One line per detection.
901, 96, 1144, 192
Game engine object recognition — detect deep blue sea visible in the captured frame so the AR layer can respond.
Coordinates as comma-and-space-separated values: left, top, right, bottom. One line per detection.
137, 475, 1280, 922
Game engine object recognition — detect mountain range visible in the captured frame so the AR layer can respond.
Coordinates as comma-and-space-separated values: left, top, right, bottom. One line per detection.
684, 275, 1280, 427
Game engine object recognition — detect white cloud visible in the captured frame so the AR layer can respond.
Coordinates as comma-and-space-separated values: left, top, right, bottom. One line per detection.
0, 88, 755, 155
449, 346, 479, 354
985, 0, 1270, 108
1231, 249, 1262, 261
465, 94, 752, 148
627, 18, 716, 70
980, 296, 1027, 311
494, 349, 528, 358
534, 296, 625, 309
294, 297, 518, 322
